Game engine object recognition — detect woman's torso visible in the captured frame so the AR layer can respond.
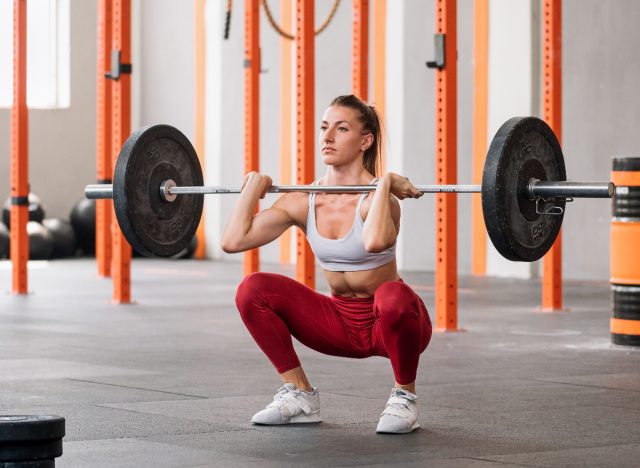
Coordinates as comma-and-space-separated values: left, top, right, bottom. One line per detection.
282, 189, 400, 298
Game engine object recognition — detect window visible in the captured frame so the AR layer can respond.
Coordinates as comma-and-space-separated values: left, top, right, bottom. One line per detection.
0, 0, 70, 109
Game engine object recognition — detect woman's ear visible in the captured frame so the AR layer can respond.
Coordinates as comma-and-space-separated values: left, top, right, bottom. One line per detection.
361, 132, 374, 152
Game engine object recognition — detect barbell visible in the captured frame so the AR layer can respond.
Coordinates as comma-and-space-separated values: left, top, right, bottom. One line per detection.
85, 116, 615, 261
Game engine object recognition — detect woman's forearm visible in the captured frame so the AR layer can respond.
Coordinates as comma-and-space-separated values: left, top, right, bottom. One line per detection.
221, 177, 263, 251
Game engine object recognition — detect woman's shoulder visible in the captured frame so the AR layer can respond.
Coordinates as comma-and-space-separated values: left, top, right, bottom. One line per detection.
273, 192, 309, 226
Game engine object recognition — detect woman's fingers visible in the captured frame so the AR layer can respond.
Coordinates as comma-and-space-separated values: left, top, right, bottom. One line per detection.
260, 175, 273, 199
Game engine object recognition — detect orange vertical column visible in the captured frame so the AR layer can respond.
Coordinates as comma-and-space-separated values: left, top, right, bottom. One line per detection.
471, 0, 488, 275
111, 0, 132, 304
542, 0, 562, 310
194, 0, 206, 259
352, 0, 369, 101
295, 0, 315, 289
243, 0, 260, 276
280, 0, 293, 264
96, 0, 112, 277
434, 0, 459, 331
10, 0, 29, 295
372, 0, 386, 172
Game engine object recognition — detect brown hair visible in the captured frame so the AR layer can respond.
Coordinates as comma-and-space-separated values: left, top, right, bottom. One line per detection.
329, 95, 382, 177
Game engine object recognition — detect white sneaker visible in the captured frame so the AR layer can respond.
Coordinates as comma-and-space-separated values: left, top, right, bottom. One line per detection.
251, 383, 322, 425
376, 388, 420, 434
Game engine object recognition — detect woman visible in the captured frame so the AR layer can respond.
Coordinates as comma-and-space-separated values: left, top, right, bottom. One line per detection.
222, 95, 432, 434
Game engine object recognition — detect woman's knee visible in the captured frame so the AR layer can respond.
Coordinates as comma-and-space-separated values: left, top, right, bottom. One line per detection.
235, 272, 275, 311
374, 282, 418, 319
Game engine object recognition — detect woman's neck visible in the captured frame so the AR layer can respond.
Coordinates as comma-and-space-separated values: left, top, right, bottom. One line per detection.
322, 166, 374, 186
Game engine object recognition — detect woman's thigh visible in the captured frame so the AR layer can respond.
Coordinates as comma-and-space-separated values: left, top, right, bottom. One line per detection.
236, 273, 366, 358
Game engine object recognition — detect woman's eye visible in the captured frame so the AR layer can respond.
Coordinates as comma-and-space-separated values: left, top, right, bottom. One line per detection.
320, 127, 327, 132
338, 127, 348, 132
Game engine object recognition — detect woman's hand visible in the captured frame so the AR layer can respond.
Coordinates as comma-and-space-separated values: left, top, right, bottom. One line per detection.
381, 173, 423, 200
241, 172, 273, 199
222, 171, 294, 253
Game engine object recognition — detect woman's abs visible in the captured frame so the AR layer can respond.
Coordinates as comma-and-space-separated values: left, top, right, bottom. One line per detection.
323, 259, 400, 298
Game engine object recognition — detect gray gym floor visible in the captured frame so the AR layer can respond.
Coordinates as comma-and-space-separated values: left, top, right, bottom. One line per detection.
1, 258, 639, 467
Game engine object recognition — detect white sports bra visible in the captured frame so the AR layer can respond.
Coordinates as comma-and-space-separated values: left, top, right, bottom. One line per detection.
305, 180, 396, 272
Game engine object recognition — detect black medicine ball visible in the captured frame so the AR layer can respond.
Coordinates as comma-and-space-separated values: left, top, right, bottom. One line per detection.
70, 198, 96, 255
43, 218, 78, 258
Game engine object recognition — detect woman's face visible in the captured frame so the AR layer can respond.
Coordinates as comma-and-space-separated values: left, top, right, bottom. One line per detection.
319, 105, 373, 168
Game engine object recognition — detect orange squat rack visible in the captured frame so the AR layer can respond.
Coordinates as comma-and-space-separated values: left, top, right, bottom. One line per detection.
433, 0, 459, 332
541, 0, 563, 311
109, 0, 132, 304
471, 0, 488, 276
295, 0, 316, 289
352, 0, 369, 101
96, 0, 113, 278
11, 0, 29, 295
243, 0, 260, 277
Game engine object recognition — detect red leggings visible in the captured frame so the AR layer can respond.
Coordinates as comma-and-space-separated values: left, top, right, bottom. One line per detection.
235, 272, 432, 384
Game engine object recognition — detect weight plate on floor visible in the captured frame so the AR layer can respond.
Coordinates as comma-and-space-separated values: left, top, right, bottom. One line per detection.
0, 416, 65, 442
113, 125, 204, 257
482, 117, 566, 262
0, 461, 55, 467
0, 439, 62, 463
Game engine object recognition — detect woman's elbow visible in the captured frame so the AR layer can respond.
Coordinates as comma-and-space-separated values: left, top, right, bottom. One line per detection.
221, 239, 242, 254
220, 242, 235, 254
364, 239, 393, 253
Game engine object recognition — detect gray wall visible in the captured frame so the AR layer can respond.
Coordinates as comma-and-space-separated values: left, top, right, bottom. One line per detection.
562, 0, 640, 280
139, 0, 194, 139
0, 0, 97, 219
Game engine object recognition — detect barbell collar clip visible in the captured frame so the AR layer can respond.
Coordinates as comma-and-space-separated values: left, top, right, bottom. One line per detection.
535, 197, 570, 216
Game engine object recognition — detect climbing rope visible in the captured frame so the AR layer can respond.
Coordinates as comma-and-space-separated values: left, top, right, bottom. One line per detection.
261, 0, 341, 40
224, 0, 232, 39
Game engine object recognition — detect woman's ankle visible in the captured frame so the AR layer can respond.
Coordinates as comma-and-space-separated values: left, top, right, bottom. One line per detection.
394, 381, 416, 395
280, 367, 313, 392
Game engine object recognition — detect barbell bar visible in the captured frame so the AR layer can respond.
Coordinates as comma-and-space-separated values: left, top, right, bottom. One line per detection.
84, 117, 615, 261
85, 181, 613, 199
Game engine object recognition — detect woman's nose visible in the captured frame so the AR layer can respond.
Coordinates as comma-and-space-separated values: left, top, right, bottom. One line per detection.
324, 127, 335, 141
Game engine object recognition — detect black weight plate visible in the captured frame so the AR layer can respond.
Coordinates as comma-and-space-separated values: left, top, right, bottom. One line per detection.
113, 125, 204, 257
482, 117, 566, 262
0, 461, 55, 468
0, 439, 62, 462
0, 417, 64, 443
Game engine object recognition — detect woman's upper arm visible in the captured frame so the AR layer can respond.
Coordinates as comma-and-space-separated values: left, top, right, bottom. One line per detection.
363, 193, 401, 231
361, 193, 401, 251
228, 193, 305, 252
390, 195, 401, 234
